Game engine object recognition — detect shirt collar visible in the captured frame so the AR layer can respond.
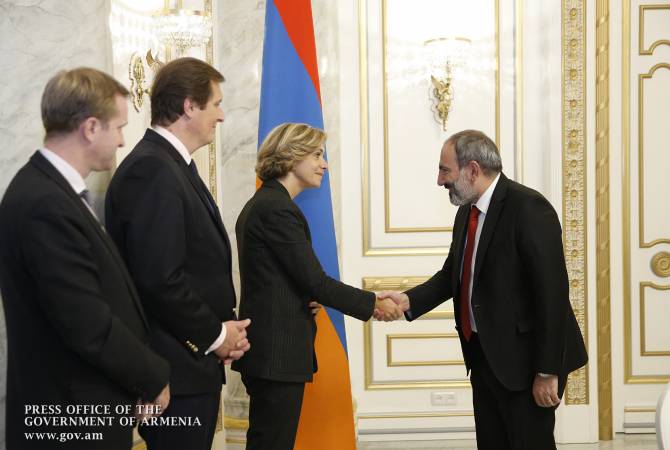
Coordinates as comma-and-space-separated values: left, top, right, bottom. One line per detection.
39, 148, 87, 195
153, 126, 192, 165
473, 173, 501, 215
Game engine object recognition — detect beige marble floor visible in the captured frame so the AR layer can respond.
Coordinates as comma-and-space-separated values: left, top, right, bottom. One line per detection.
357, 434, 657, 449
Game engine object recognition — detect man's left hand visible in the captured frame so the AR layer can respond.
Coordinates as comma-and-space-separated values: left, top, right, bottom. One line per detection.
532, 374, 560, 408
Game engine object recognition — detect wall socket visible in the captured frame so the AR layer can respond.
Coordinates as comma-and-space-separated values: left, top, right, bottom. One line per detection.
431, 391, 457, 406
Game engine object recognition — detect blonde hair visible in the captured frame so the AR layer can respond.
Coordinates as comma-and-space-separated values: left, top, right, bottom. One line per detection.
41, 68, 128, 139
256, 123, 326, 181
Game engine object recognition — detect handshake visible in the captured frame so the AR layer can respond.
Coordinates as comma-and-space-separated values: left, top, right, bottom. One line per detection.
372, 290, 410, 322
210, 291, 411, 365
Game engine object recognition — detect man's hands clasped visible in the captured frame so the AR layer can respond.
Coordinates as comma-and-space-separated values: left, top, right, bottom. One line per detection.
373, 290, 410, 322
214, 319, 251, 364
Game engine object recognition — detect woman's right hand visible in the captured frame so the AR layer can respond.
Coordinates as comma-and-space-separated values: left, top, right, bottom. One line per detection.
373, 297, 403, 321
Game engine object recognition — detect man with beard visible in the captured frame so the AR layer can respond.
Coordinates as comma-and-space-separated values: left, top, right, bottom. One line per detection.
377, 130, 587, 449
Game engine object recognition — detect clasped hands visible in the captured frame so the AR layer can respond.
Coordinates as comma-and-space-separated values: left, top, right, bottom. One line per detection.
137, 317, 254, 419
214, 319, 252, 364
373, 290, 410, 322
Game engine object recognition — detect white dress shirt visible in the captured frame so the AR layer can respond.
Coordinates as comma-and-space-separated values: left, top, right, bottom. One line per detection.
151, 127, 227, 355
462, 173, 500, 333
153, 126, 192, 165
39, 148, 99, 221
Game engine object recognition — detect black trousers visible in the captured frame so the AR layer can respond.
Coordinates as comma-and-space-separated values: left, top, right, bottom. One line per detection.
468, 333, 557, 450
138, 392, 220, 450
242, 375, 305, 450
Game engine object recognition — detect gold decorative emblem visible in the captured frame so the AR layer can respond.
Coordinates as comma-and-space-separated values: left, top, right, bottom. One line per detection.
430, 74, 453, 131
128, 50, 164, 113
651, 252, 670, 277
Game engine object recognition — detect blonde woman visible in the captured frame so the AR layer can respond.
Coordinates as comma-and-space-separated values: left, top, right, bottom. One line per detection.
232, 123, 400, 450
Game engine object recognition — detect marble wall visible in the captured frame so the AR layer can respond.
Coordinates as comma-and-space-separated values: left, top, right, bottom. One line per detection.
215, 0, 265, 437
0, 1, 113, 448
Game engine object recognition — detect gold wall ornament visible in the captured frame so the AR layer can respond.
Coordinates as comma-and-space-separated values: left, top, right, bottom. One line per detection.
128, 50, 164, 113
423, 37, 472, 133
562, 0, 589, 409
430, 72, 453, 131
146, 49, 164, 71
651, 252, 670, 277
129, 53, 148, 113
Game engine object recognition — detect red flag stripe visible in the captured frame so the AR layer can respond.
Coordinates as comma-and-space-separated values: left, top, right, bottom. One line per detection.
273, 0, 322, 103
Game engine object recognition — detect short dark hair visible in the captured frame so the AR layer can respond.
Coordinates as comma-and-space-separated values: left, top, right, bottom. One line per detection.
150, 57, 225, 126
41, 68, 128, 139
446, 129, 502, 176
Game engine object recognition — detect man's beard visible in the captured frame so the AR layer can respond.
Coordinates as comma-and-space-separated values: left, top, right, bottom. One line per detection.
447, 169, 477, 206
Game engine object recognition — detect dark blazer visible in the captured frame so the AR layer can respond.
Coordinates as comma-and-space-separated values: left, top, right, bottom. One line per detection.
406, 173, 587, 392
105, 129, 236, 395
232, 179, 375, 383
0, 152, 169, 449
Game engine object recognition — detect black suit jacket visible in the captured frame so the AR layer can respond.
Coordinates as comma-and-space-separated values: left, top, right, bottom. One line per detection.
406, 173, 587, 392
105, 129, 236, 395
0, 152, 169, 449
232, 179, 375, 383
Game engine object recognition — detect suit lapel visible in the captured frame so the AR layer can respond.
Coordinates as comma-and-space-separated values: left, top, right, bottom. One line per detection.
472, 173, 508, 284
30, 152, 150, 328
144, 129, 232, 251
184, 164, 230, 242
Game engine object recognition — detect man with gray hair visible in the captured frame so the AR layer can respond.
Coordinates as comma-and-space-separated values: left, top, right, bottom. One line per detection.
377, 129, 587, 449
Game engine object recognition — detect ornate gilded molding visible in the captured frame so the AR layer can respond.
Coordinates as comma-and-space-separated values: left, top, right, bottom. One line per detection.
623, 0, 669, 387
594, 0, 611, 439
639, 4, 670, 55
204, 0, 217, 202
386, 333, 462, 367
639, 283, 670, 356
562, 0, 589, 408
651, 252, 670, 277
638, 63, 670, 248
224, 415, 249, 430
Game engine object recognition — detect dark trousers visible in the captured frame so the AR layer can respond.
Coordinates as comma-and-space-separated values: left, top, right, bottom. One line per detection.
242, 375, 305, 450
138, 393, 220, 450
468, 333, 557, 450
